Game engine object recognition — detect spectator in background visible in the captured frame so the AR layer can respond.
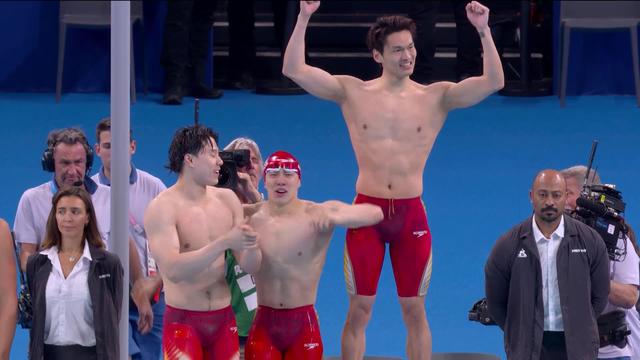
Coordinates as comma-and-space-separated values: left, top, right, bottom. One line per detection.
14, 128, 111, 272
486, 170, 609, 360
409, 1, 483, 83
161, 0, 224, 105
92, 118, 166, 360
223, 137, 264, 357
560, 165, 640, 360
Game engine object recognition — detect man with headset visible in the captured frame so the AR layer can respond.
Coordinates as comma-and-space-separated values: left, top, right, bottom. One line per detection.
13, 128, 111, 272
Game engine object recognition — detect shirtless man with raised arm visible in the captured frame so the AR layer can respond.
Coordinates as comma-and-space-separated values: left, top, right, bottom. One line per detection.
244, 151, 383, 360
283, 2, 504, 359
144, 125, 261, 360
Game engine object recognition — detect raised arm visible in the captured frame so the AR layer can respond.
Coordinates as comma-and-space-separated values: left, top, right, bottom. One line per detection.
0, 220, 16, 360
441, 1, 504, 110
322, 200, 383, 229
282, 1, 347, 102
144, 199, 245, 283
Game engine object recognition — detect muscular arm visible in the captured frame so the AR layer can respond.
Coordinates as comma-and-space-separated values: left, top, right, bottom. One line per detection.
442, 4, 504, 110
323, 200, 384, 229
0, 220, 16, 360
145, 201, 237, 283
282, 3, 347, 102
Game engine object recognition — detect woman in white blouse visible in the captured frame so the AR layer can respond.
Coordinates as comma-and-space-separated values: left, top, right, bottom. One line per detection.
27, 187, 123, 360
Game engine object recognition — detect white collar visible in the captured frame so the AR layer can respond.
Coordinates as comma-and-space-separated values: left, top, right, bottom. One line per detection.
532, 215, 565, 242
41, 242, 92, 262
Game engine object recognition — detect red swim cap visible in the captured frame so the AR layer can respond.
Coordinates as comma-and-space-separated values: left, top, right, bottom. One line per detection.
263, 151, 301, 179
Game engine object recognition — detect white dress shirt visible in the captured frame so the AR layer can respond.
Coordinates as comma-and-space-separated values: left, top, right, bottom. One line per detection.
41, 243, 96, 346
532, 215, 565, 331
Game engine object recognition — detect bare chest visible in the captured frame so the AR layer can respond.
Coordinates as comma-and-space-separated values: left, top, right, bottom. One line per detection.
343, 90, 443, 142
175, 201, 234, 252
255, 216, 326, 266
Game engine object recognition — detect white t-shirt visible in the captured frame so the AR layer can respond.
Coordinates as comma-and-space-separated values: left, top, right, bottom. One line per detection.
627, 305, 640, 360
13, 179, 112, 249
598, 236, 640, 358
92, 167, 165, 274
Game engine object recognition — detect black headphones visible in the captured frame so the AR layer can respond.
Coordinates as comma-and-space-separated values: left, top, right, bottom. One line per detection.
41, 128, 94, 173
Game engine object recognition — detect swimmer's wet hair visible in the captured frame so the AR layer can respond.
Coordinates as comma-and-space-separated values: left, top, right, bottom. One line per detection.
366, 15, 416, 54
167, 125, 219, 174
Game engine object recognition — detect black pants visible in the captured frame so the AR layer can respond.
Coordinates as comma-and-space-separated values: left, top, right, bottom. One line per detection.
161, 0, 218, 83
540, 331, 568, 360
43, 344, 97, 360
226, 0, 292, 80
408, 0, 482, 83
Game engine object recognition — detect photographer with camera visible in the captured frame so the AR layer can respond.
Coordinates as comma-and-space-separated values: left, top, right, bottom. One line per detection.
624, 227, 640, 359
485, 170, 610, 360
222, 137, 263, 358
561, 165, 640, 360
0, 218, 16, 360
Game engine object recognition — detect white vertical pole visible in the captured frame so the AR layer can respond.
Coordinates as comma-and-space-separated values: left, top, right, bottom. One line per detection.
110, 2, 131, 359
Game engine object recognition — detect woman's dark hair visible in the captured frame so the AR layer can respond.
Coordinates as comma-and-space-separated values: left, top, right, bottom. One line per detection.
167, 125, 219, 173
41, 187, 105, 250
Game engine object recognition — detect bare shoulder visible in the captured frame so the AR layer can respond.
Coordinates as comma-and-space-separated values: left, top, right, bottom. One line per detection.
303, 200, 321, 212
336, 75, 366, 90
145, 189, 175, 224
418, 80, 453, 96
0, 218, 9, 233
318, 200, 344, 210
209, 187, 242, 217
0, 219, 10, 250
211, 187, 240, 206
303, 200, 327, 214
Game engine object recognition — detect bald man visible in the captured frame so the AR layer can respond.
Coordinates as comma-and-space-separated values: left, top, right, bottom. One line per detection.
485, 170, 610, 360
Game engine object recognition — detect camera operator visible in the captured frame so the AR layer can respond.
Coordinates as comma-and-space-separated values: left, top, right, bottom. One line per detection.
485, 169, 610, 360
561, 165, 640, 360
223, 137, 263, 358
624, 227, 640, 359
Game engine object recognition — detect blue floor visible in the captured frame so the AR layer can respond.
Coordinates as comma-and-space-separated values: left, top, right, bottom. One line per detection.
2, 91, 639, 359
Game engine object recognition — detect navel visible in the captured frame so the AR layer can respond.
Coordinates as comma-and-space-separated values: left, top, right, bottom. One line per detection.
388, 184, 392, 190
362, 124, 368, 130
417, 126, 422, 133
298, 251, 303, 256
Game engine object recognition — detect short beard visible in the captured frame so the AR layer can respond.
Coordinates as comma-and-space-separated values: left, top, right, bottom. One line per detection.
538, 209, 560, 223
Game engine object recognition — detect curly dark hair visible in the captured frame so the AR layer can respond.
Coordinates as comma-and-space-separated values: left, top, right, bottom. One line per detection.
366, 15, 416, 54
167, 125, 219, 174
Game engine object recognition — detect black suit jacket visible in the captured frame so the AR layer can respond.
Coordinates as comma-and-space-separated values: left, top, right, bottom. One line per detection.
26, 244, 123, 360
